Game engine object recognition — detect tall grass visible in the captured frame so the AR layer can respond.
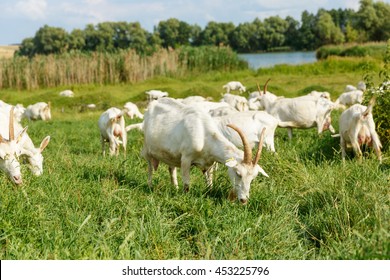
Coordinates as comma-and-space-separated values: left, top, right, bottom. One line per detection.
0, 110, 388, 260
0, 66, 389, 259
0, 47, 246, 90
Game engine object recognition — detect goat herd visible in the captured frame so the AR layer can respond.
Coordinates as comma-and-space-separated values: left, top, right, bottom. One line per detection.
0, 80, 382, 204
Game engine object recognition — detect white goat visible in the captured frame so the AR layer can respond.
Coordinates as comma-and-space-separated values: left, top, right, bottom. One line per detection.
213, 111, 279, 153
141, 98, 268, 204
0, 100, 26, 123
209, 106, 239, 117
145, 90, 169, 102
0, 108, 27, 185
345, 81, 366, 92
307, 90, 331, 100
220, 93, 249, 112
59, 90, 74, 97
24, 102, 52, 121
0, 106, 50, 176
223, 81, 246, 94
337, 97, 381, 162
257, 80, 336, 139
335, 90, 364, 108
123, 102, 143, 119
248, 85, 282, 110
98, 107, 128, 156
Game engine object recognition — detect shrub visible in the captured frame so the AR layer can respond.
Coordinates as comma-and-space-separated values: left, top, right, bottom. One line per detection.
364, 40, 390, 149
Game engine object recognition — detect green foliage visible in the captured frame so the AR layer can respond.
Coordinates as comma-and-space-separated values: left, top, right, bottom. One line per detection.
13, 1, 390, 57
363, 41, 390, 148
316, 42, 387, 60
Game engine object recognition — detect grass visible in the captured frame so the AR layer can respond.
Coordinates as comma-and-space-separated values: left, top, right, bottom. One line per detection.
0, 59, 389, 260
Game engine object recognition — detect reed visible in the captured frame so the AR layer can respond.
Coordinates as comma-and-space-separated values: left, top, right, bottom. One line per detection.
0, 47, 246, 90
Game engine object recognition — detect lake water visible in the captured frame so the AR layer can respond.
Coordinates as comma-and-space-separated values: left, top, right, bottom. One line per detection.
238, 51, 317, 69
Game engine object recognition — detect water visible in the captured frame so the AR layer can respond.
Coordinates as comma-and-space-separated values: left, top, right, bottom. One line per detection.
238, 51, 317, 69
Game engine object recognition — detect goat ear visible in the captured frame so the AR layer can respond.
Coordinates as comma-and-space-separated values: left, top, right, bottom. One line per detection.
225, 158, 238, 168
16, 126, 28, 143
40, 136, 50, 152
255, 164, 269, 177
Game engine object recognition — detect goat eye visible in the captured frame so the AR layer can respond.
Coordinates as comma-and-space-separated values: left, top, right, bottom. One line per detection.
236, 171, 242, 178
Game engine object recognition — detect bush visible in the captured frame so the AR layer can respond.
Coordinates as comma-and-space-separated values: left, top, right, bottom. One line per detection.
364, 40, 390, 149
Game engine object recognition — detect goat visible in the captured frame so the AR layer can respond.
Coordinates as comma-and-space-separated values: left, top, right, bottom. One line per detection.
141, 98, 268, 204
24, 102, 52, 121
222, 81, 246, 94
0, 106, 50, 176
123, 102, 143, 119
0, 107, 28, 185
0, 100, 26, 123
335, 90, 364, 108
213, 111, 279, 153
257, 80, 336, 139
98, 107, 128, 156
145, 90, 169, 102
220, 93, 249, 112
337, 97, 381, 162
59, 90, 74, 97
307, 90, 331, 100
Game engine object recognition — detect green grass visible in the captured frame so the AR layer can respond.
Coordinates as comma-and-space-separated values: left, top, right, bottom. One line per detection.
0, 58, 389, 260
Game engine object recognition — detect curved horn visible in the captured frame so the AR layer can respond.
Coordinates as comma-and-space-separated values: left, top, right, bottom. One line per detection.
256, 82, 262, 95
9, 107, 15, 141
263, 78, 271, 95
253, 128, 266, 165
227, 123, 252, 164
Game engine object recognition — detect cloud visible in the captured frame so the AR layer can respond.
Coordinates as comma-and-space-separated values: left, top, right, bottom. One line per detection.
15, 0, 47, 20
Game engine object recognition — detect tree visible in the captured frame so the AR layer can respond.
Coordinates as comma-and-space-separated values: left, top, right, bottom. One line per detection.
298, 11, 318, 50
156, 18, 193, 48
33, 25, 69, 55
199, 21, 235, 46
68, 29, 85, 51
15, 38, 36, 57
316, 10, 345, 45
262, 16, 288, 50
284, 16, 300, 50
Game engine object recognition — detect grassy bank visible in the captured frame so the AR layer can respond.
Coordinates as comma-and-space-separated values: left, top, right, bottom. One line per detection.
316, 42, 388, 60
0, 58, 389, 260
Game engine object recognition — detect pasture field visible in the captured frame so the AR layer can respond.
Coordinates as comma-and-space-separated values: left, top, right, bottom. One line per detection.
0, 59, 389, 260
0, 45, 18, 59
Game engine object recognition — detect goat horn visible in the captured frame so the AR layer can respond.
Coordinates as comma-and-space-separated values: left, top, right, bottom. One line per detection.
256, 82, 262, 94
0, 134, 4, 143
263, 78, 271, 95
253, 127, 266, 165
9, 107, 15, 141
227, 124, 252, 164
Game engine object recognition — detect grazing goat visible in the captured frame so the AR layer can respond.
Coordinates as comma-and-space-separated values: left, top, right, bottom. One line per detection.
24, 102, 52, 121
59, 90, 74, 97
141, 98, 268, 204
98, 107, 128, 156
220, 93, 249, 112
0, 100, 26, 123
0, 108, 27, 185
335, 90, 364, 108
213, 111, 279, 153
247, 86, 282, 110
0, 106, 50, 176
257, 80, 336, 139
307, 90, 331, 100
223, 81, 246, 94
123, 102, 143, 119
345, 81, 366, 92
337, 97, 381, 162
145, 90, 169, 102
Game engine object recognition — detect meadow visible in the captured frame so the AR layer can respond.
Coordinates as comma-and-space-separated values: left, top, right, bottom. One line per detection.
0, 56, 389, 260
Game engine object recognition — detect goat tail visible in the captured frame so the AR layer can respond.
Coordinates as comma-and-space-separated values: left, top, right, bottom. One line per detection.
363, 96, 376, 117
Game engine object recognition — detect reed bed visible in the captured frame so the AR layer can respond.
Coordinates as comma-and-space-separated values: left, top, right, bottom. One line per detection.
0, 47, 246, 90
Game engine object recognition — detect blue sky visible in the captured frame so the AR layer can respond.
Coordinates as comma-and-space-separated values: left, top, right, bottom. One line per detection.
0, 0, 388, 45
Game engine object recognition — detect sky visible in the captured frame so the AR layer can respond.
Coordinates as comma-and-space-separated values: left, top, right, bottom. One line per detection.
0, 0, 389, 45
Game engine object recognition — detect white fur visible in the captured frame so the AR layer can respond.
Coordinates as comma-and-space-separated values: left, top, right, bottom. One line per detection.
141, 98, 268, 204
98, 107, 128, 156
222, 81, 246, 94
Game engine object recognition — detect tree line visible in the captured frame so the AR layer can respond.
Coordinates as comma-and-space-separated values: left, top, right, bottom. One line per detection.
16, 0, 390, 57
